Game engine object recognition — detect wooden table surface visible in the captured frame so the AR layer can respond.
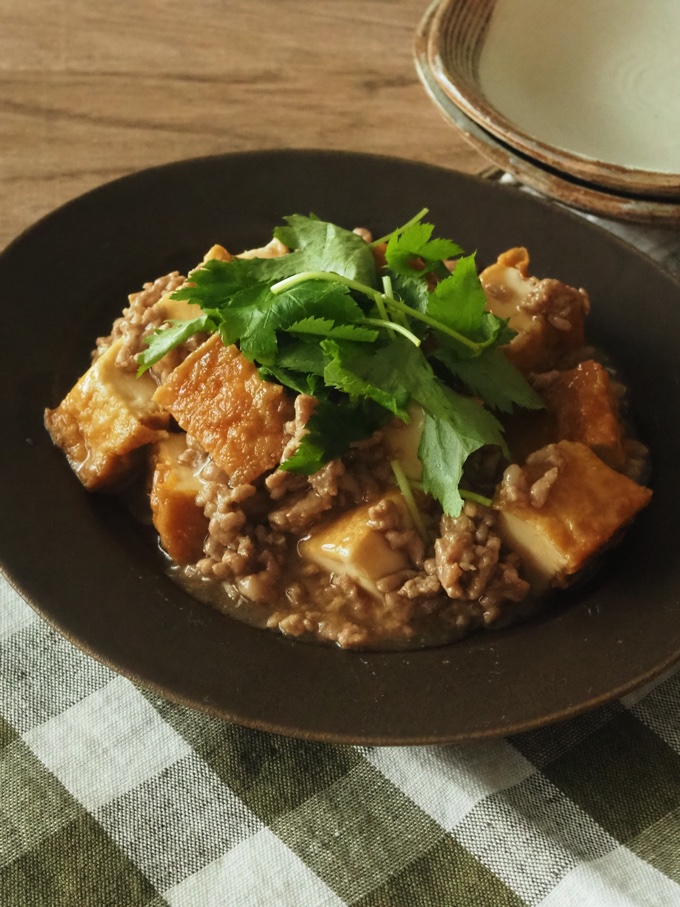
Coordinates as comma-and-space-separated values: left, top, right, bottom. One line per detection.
0, 0, 485, 252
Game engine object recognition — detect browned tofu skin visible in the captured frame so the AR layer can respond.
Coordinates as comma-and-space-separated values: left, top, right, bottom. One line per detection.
299, 489, 415, 598
153, 334, 294, 485
150, 435, 208, 565
538, 360, 625, 469
44, 340, 170, 490
481, 248, 589, 375
496, 246, 530, 275
495, 440, 652, 588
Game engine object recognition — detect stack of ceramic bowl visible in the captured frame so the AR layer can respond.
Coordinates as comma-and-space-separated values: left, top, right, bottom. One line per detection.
415, 0, 680, 224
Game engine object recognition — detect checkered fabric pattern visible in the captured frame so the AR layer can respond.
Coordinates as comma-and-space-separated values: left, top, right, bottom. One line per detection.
3, 577, 680, 907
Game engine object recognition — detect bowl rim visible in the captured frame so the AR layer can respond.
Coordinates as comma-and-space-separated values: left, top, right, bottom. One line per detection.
414, 0, 680, 226
426, 0, 680, 199
2, 148, 680, 745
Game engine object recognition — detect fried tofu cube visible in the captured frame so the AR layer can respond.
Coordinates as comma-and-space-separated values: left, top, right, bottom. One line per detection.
44, 340, 170, 489
300, 490, 414, 598
152, 294, 202, 323
539, 360, 625, 469
236, 237, 288, 260
494, 441, 652, 589
202, 244, 233, 263
481, 248, 589, 374
152, 334, 294, 486
150, 434, 208, 565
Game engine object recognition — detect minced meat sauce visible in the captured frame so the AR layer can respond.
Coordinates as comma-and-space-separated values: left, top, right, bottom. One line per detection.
45, 234, 652, 652
170, 418, 532, 650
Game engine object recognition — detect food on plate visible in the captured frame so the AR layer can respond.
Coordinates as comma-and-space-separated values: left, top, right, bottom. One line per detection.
45, 211, 652, 649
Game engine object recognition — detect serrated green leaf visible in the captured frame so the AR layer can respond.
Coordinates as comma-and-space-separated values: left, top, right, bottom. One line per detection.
285, 316, 378, 342
276, 338, 328, 376
274, 214, 377, 285
257, 363, 321, 396
433, 346, 543, 413
385, 220, 462, 278
135, 211, 546, 516
416, 381, 507, 515
136, 314, 215, 375
426, 253, 487, 336
321, 337, 412, 420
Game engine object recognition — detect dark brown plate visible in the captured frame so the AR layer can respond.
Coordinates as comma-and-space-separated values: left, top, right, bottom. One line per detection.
1, 150, 679, 745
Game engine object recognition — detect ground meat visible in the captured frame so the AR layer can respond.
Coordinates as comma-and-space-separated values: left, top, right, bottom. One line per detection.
177, 434, 210, 472
338, 433, 393, 504
93, 272, 186, 370
189, 467, 287, 606
267, 417, 392, 535
498, 464, 529, 505
498, 444, 565, 509
529, 467, 559, 508
478, 556, 530, 625
268, 459, 345, 534
524, 278, 590, 332
279, 394, 317, 462
434, 503, 503, 600
175, 431, 534, 648
367, 497, 426, 567
268, 488, 333, 534
173, 420, 536, 649
309, 459, 345, 498
376, 568, 419, 594
264, 468, 308, 502
367, 497, 402, 531
264, 394, 337, 525
398, 574, 442, 600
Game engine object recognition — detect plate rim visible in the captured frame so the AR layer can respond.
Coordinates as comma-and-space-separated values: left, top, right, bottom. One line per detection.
426, 0, 680, 198
1, 147, 679, 745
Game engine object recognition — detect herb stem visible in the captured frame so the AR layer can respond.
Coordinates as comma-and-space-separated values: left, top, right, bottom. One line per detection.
382, 296, 482, 354
460, 489, 493, 508
373, 282, 391, 327
271, 270, 482, 354
390, 460, 430, 543
363, 318, 420, 347
381, 275, 409, 330
371, 208, 429, 247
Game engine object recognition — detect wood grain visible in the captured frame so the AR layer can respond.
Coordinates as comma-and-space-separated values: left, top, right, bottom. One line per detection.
0, 0, 485, 250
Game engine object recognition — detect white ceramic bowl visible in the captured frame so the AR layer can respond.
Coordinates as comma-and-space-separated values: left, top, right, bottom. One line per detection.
414, 0, 680, 224
424, 0, 680, 200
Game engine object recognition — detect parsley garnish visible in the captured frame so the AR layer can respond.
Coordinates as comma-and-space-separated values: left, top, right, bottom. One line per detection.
138, 211, 543, 515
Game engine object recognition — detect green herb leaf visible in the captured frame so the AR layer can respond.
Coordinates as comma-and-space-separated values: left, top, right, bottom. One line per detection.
426, 253, 488, 337
138, 211, 546, 516
385, 219, 462, 278
171, 258, 265, 305
274, 214, 377, 285
433, 346, 544, 413
136, 314, 215, 375
276, 339, 328, 377
284, 316, 378, 343
220, 280, 365, 366
257, 363, 321, 396
321, 337, 413, 421
280, 398, 386, 474
416, 382, 507, 516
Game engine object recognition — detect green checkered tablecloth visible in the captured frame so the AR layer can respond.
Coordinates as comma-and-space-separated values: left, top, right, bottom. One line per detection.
2, 218, 680, 907
3, 577, 680, 907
